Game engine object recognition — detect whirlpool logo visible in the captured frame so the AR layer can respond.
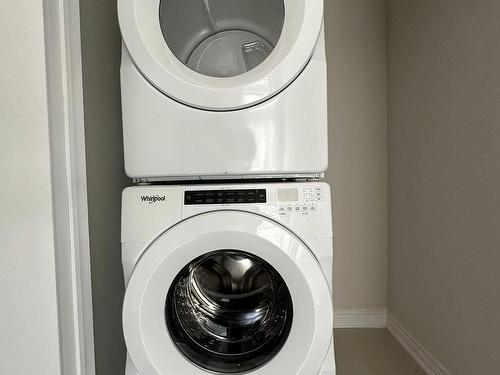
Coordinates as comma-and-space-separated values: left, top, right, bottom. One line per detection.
141, 195, 166, 204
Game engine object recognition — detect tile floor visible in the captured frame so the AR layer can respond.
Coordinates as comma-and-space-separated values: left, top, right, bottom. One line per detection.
334, 329, 426, 375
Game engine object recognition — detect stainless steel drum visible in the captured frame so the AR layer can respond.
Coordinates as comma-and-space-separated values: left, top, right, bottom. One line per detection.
165, 250, 293, 373
159, 0, 285, 77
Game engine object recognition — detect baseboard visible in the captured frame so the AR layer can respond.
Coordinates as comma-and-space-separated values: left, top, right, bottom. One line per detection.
387, 313, 452, 375
333, 309, 387, 328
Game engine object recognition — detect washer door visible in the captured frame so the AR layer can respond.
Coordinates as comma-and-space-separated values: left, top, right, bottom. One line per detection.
118, 0, 324, 110
123, 211, 333, 375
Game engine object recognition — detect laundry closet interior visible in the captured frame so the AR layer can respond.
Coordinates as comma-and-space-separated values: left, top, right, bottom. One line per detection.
82, 0, 337, 373
77, 0, 499, 375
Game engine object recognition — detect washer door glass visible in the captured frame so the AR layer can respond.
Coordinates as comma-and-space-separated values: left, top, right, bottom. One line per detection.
159, 0, 285, 78
165, 250, 293, 373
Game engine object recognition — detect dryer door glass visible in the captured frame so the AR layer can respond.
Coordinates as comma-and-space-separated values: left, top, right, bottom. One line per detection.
165, 250, 293, 373
159, 0, 285, 78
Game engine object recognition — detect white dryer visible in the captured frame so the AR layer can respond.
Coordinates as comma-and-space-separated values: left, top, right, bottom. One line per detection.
118, 0, 328, 181
122, 182, 335, 374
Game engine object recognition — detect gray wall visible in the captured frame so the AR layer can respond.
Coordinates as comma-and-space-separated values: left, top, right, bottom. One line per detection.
79, 0, 129, 374
325, 0, 388, 310
387, 1, 500, 374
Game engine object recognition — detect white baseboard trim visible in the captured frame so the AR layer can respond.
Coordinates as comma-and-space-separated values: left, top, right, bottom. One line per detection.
387, 313, 452, 375
333, 309, 387, 328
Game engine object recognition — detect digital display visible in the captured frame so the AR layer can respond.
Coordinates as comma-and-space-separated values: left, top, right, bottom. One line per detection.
278, 188, 299, 202
185, 189, 267, 205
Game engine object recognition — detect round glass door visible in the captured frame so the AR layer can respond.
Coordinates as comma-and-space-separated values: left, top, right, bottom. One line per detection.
159, 0, 285, 77
165, 250, 293, 373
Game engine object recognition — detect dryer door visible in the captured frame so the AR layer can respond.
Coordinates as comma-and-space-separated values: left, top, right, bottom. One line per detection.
123, 210, 332, 375
118, 0, 324, 110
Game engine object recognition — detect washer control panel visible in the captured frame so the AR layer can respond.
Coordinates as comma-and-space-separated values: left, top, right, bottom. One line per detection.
277, 186, 324, 215
185, 189, 266, 205
124, 183, 332, 244
302, 186, 325, 202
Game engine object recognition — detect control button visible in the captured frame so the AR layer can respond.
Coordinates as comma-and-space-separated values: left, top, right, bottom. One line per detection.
286, 206, 293, 211
279, 207, 286, 212
294, 206, 301, 211
310, 205, 317, 211
302, 206, 308, 211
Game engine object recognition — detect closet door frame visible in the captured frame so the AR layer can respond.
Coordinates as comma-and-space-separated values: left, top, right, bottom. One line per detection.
43, 0, 96, 374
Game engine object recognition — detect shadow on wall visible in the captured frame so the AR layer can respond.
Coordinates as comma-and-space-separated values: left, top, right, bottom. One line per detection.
323, 0, 388, 311
79, 0, 130, 374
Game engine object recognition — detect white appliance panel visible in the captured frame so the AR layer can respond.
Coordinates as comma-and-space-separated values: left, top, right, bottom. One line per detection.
122, 182, 335, 374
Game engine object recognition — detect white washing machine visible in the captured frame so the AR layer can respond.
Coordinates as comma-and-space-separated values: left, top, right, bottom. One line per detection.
122, 182, 335, 374
118, 0, 328, 181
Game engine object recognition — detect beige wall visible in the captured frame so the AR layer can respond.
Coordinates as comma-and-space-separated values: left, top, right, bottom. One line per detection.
325, 0, 388, 310
79, 0, 130, 374
388, 1, 500, 374
0, 1, 61, 374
